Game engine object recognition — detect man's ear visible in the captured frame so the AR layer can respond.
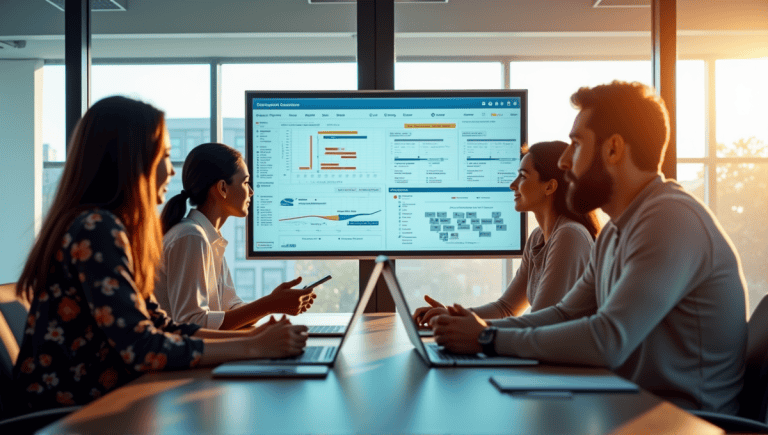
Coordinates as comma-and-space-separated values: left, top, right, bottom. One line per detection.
603, 133, 625, 166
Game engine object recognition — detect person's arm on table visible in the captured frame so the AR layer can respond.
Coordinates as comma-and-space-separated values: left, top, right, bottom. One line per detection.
197, 316, 309, 366
413, 240, 535, 327
437, 202, 712, 368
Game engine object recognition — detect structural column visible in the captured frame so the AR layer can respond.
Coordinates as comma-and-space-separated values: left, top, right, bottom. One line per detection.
358, 0, 396, 312
652, 0, 677, 179
65, 0, 90, 147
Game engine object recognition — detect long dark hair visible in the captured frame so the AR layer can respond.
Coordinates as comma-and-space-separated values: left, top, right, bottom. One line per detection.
524, 141, 601, 239
160, 142, 242, 233
18, 96, 166, 300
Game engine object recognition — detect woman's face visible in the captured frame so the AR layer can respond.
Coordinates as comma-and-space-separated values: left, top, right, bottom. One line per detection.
154, 129, 175, 205
509, 153, 551, 213
222, 159, 254, 218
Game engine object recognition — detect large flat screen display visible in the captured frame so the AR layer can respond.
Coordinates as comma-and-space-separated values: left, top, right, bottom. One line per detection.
246, 90, 527, 259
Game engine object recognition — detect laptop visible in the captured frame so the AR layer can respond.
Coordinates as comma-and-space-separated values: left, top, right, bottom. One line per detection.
293, 313, 353, 337
376, 256, 539, 367
212, 262, 382, 378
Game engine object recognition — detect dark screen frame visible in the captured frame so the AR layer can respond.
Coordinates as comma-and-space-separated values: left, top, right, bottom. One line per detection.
245, 89, 527, 260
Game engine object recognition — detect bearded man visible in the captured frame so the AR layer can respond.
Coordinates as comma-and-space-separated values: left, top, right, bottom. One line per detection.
432, 81, 748, 414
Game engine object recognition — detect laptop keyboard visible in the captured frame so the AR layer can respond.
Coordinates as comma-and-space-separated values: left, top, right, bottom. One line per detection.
295, 346, 333, 362
427, 343, 482, 361
308, 325, 345, 334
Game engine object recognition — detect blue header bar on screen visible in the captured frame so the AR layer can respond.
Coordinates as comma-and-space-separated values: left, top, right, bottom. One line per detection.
252, 98, 522, 110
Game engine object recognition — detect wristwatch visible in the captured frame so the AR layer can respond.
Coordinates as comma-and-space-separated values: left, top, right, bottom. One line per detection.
477, 326, 498, 356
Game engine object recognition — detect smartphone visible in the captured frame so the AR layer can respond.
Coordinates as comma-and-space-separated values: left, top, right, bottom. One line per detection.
302, 274, 332, 290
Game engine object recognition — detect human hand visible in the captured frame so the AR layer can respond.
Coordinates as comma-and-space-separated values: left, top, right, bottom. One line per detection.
412, 295, 448, 328
432, 304, 488, 354
248, 316, 309, 359
246, 314, 284, 337
266, 277, 317, 316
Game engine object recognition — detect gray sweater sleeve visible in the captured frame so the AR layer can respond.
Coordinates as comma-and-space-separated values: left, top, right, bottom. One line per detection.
490, 199, 713, 368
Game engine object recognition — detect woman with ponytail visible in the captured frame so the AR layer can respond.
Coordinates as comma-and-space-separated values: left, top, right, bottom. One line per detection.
12, 97, 307, 416
155, 143, 315, 330
413, 141, 601, 326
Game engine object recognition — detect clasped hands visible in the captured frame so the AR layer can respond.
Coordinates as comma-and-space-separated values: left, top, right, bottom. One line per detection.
413, 295, 488, 354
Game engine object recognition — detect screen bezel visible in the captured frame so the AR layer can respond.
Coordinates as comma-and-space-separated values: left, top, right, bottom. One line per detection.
245, 89, 527, 259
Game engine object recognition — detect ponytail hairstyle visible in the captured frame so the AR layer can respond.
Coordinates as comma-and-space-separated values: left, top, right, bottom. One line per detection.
160, 142, 243, 233
18, 96, 166, 300
524, 141, 601, 240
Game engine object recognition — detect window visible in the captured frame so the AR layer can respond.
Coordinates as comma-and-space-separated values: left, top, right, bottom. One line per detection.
235, 269, 257, 301
221, 63, 358, 311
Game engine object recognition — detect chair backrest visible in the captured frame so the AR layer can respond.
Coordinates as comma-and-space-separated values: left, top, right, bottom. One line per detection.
0, 282, 28, 419
739, 294, 768, 422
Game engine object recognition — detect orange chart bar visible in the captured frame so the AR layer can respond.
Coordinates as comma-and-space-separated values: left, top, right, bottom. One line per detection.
321, 167, 356, 170
341, 156, 356, 159
299, 135, 313, 170
321, 163, 340, 166
325, 152, 356, 156
318, 131, 358, 134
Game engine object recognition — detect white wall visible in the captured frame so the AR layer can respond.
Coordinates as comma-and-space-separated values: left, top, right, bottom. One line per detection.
0, 60, 43, 284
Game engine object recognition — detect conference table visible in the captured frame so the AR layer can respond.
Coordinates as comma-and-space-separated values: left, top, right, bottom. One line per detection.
40, 313, 722, 434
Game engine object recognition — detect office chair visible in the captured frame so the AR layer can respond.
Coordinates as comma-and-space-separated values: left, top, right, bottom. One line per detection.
690, 293, 768, 433
0, 282, 79, 434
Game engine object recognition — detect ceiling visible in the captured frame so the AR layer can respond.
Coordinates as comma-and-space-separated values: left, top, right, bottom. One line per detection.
0, 0, 766, 59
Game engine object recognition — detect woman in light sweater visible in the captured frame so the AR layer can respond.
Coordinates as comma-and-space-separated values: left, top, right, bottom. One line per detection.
413, 141, 601, 326
155, 143, 315, 330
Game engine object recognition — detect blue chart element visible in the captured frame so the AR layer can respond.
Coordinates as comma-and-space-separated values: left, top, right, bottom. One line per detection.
338, 211, 381, 221
280, 198, 295, 206
280, 210, 382, 222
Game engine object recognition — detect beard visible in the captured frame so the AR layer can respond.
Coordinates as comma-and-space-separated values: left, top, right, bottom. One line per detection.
565, 150, 613, 214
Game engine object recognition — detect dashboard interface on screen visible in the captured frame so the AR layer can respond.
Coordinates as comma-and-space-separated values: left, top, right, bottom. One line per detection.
246, 91, 527, 258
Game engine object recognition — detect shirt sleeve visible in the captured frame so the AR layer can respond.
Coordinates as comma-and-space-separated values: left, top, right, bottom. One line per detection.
490, 200, 713, 368
528, 225, 593, 312
220, 256, 245, 310
162, 234, 226, 329
145, 294, 202, 337
71, 212, 203, 371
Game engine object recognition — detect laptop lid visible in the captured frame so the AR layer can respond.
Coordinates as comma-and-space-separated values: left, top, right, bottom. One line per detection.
375, 256, 436, 365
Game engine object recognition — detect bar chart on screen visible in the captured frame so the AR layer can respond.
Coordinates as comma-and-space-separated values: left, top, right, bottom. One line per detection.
285, 129, 384, 182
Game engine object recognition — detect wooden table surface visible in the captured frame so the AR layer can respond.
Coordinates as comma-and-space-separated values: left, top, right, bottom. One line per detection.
40, 314, 722, 435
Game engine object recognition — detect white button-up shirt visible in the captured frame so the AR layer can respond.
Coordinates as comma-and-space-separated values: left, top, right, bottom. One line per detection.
154, 209, 245, 329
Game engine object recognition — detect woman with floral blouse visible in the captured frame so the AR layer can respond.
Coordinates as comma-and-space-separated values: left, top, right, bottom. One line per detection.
10, 96, 308, 417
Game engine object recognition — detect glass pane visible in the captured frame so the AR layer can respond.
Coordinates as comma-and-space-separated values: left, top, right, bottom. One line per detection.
716, 162, 768, 315
510, 61, 653, 146
91, 64, 211, 163
42, 65, 66, 163
222, 64, 358, 310
716, 59, 768, 157
677, 163, 706, 204
676, 60, 706, 158
395, 62, 503, 90
42, 65, 66, 217
399, 259, 507, 314
392, 61, 510, 310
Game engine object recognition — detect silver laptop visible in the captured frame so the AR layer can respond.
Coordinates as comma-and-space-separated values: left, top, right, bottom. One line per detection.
376, 256, 538, 367
297, 314, 353, 337
212, 261, 382, 376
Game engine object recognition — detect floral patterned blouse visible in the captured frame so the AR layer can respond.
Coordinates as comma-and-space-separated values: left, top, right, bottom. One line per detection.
12, 210, 204, 415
